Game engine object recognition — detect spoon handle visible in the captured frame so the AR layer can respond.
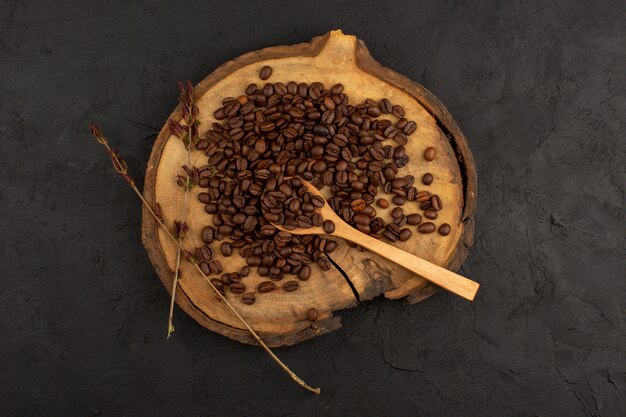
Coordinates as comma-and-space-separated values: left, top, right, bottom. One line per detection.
333, 221, 479, 301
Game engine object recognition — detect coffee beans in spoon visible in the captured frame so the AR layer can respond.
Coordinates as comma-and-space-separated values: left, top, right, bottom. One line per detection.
194, 69, 450, 300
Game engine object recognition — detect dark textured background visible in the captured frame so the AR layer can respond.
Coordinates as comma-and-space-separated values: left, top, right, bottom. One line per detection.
1, 0, 625, 416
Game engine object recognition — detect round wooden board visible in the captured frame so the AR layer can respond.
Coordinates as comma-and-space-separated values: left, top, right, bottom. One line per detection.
142, 30, 477, 346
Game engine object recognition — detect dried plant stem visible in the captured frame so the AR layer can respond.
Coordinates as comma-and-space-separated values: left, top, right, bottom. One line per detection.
166, 148, 193, 338
89, 123, 321, 395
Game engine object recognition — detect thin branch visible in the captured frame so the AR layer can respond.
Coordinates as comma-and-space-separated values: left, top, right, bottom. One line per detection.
167, 81, 198, 339
88, 123, 321, 395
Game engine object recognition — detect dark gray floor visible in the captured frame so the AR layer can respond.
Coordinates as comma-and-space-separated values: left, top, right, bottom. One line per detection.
1, 1, 624, 416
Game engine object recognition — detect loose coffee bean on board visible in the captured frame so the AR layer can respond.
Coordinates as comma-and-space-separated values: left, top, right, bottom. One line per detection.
229, 282, 246, 294
377, 198, 389, 209
241, 293, 256, 305
422, 173, 433, 185
438, 223, 451, 236
418, 222, 436, 234
283, 280, 299, 292
258, 281, 277, 293
220, 242, 233, 257
259, 65, 272, 80
307, 308, 318, 322
424, 147, 436, 161
398, 228, 412, 242
391, 105, 405, 118
424, 209, 438, 220
298, 264, 311, 281
407, 213, 422, 226
430, 195, 442, 211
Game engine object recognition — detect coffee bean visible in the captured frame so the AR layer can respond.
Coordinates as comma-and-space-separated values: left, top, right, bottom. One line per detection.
240, 266, 251, 277
229, 282, 246, 294
430, 195, 442, 211
377, 198, 389, 209
208, 260, 223, 274
438, 223, 451, 236
241, 293, 256, 305
245, 83, 257, 95
391, 105, 405, 118
210, 278, 224, 292
323, 220, 335, 234
259, 66, 272, 80
318, 256, 331, 271
391, 207, 403, 219
351, 199, 366, 212
298, 265, 311, 281
407, 213, 422, 225
398, 228, 413, 242
383, 229, 398, 242
424, 209, 438, 220
307, 308, 318, 322
418, 222, 436, 234
379, 98, 392, 114
258, 281, 277, 293
220, 242, 233, 256
416, 191, 431, 202
201, 226, 215, 244
422, 173, 433, 185
424, 147, 436, 161
392, 196, 405, 206
200, 262, 211, 275
283, 280, 299, 292
247, 255, 262, 267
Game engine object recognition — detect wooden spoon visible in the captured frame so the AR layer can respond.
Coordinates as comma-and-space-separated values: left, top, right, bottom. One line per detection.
273, 179, 480, 301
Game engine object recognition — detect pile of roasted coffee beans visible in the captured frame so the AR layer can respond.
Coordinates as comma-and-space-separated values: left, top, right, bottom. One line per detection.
260, 177, 325, 230
191, 66, 451, 305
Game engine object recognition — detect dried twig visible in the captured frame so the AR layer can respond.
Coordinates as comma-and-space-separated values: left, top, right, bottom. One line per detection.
88, 123, 321, 395
166, 81, 200, 338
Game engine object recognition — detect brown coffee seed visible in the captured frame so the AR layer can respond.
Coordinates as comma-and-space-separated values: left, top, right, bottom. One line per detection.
210, 278, 224, 292
241, 293, 256, 305
323, 220, 335, 234
398, 228, 413, 242
220, 242, 233, 256
422, 173, 433, 185
201, 226, 215, 244
351, 199, 366, 212
430, 194, 442, 211
298, 265, 312, 281
391, 105, 405, 118
229, 282, 246, 294
438, 223, 451, 236
258, 281, 277, 293
418, 222, 436, 234
307, 308, 318, 322
424, 209, 438, 220
283, 280, 299, 292
391, 207, 403, 219
407, 213, 422, 226
416, 191, 431, 202
424, 147, 436, 161
259, 65, 272, 80
377, 198, 389, 209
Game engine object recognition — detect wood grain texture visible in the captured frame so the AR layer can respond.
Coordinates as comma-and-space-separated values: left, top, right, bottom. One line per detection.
142, 30, 477, 346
